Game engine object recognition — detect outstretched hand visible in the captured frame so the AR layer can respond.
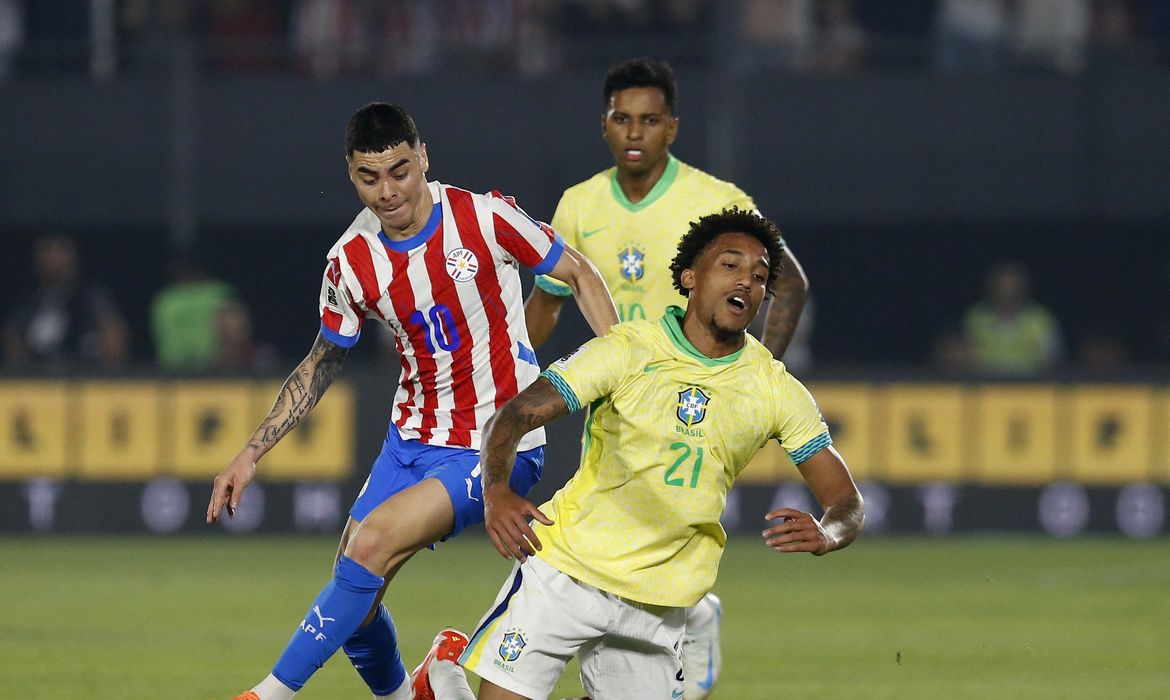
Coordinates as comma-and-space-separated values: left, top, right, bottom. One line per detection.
484, 484, 553, 561
762, 507, 834, 556
206, 453, 257, 523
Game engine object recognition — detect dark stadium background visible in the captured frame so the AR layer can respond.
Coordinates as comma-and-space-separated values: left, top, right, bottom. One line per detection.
3, 1, 1170, 535
2, 1, 1169, 539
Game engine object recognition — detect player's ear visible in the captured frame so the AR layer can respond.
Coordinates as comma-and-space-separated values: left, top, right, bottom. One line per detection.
666, 116, 679, 146
680, 268, 696, 292
418, 143, 429, 173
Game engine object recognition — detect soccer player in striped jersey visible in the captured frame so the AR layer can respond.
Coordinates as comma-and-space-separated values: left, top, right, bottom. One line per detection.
416, 208, 863, 700
206, 102, 617, 700
522, 58, 811, 699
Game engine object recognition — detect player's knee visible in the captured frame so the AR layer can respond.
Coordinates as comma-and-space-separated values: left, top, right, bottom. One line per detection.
344, 520, 419, 575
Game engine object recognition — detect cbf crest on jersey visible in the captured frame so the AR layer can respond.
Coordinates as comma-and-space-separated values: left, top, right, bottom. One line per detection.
676, 387, 710, 426
499, 630, 527, 662
445, 247, 480, 282
618, 245, 645, 282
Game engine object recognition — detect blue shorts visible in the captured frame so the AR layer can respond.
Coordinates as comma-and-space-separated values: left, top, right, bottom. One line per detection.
351, 424, 544, 539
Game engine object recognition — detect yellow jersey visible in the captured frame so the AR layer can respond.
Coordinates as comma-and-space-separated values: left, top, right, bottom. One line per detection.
535, 307, 830, 607
537, 155, 764, 322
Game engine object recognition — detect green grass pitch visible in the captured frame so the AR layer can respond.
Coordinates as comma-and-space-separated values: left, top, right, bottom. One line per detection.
2, 534, 1167, 699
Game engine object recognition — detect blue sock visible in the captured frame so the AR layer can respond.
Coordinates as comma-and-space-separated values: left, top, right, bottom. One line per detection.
271, 555, 384, 691
342, 604, 407, 695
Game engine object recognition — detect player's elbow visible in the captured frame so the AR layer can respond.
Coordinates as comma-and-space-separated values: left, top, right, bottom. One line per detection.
484, 397, 524, 441
778, 248, 810, 296
560, 247, 604, 293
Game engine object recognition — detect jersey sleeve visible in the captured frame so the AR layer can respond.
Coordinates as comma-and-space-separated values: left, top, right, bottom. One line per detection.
539, 326, 635, 412
488, 190, 565, 275
535, 193, 575, 298
318, 256, 365, 348
774, 371, 831, 465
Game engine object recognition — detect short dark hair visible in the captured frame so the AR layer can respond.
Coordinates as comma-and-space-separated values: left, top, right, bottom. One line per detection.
670, 207, 786, 298
603, 58, 677, 114
346, 102, 420, 156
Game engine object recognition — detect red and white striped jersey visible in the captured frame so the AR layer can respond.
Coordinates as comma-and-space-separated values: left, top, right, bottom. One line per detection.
319, 181, 564, 451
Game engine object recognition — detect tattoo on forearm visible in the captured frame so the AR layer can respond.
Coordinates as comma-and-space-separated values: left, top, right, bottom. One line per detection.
252, 336, 347, 450
483, 379, 567, 488
764, 286, 804, 359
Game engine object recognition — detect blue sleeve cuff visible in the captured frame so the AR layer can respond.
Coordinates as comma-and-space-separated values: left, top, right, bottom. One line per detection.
529, 234, 566, 276
539, 369, 580, 413
320, 323, 360, 349
787, 431, 832, 465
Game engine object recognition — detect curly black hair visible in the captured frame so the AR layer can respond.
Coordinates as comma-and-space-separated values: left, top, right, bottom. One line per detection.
346, 102, 420, 157
669, 207, 786, 298
603, 58, 677, 114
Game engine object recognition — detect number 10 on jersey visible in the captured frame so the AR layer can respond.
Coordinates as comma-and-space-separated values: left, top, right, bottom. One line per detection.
408, 305, 462, 353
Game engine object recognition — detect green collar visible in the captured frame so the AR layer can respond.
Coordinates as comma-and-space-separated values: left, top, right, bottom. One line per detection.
609, 154, 680, 212
659, 306, 745, 366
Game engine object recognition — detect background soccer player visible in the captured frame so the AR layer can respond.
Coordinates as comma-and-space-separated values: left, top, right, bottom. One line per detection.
206, 102, 618, 700
524, 57, 808, 355
418, 208, 863, 700
522, 57, 811, 698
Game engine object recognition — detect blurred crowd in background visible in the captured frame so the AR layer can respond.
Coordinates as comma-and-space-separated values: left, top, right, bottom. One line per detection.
2, 1, 1168, 378
1, 0, 1169, 81
1, 228, 1156, 380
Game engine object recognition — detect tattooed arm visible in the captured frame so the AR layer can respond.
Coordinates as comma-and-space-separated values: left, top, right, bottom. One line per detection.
759, 246, 809, 360
206, 332, 348, 523
481, 377, 570, 560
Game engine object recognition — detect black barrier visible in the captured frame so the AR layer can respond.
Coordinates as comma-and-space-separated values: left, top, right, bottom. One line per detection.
0, 480, 352, 534
1, 479, 1166, 538
727, 482, 1169, 538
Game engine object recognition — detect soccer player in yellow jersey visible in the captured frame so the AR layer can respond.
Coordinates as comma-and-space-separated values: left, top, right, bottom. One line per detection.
523, 57, 811, 699
525, 58, 809, 359
413, 209, 863, 700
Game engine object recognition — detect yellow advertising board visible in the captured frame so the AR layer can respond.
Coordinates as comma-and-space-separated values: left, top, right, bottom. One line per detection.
807, 383, 875, 480
1154, 389, 1170, 483
880, 385, 966, 483
77, 382, 163, 479
256, 381, 355, 479
1069, 386, 1153, 484
972, 385, 1058, 484
0, 381, 69, 479
736, 383, 874, 483
3, 378, 1168, 486
170, 381, 256, 478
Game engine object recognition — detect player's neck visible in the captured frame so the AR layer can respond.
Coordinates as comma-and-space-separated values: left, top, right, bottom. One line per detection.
616, 155, 669, 204
380, 186, 435, 241
680, 313, 746, 359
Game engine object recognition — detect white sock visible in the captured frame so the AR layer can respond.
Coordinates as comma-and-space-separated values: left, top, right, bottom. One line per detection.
374, 674, 412, 700
252, 674, 297, 700
428, 659, 475, 700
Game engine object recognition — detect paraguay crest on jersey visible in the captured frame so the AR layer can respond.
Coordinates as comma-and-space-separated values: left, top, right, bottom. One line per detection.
445, 247, 479, 282
618, 244, 645, 282
676, 387, 710, 426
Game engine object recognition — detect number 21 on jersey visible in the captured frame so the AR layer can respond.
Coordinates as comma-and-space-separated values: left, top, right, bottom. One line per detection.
665, 441, 704, 488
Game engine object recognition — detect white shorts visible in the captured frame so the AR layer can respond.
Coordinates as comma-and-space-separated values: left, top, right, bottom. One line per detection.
459, 555, 686, 700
